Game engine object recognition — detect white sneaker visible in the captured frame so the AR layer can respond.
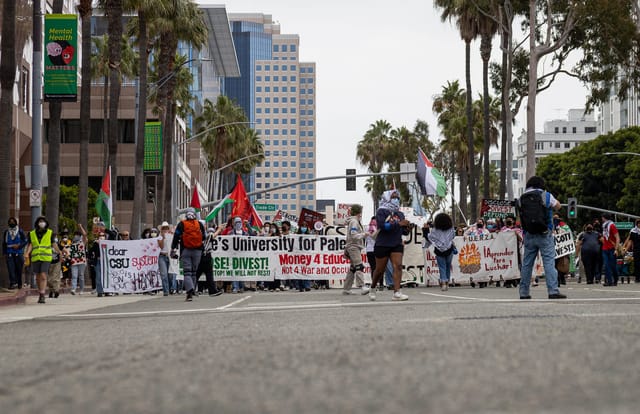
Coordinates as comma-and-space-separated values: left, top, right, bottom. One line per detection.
342, 290, 353, 295
361, 286, 370, 295
369, 289, 377, 301
392, 291, 409, 301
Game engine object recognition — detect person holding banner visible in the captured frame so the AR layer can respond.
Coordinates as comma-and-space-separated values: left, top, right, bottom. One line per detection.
423, 213, 456, 291
171, 208, 206, 301
368, 190, 410, 301
342, 204, 368, 295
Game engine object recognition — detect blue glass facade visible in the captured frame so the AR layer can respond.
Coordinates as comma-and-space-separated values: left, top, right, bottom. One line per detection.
225, 21, 272, 123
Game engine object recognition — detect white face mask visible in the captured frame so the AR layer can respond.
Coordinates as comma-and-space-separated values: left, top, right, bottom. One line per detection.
391, 198, 400, 207
234, 223, 242, 231
38, 222, 46, 229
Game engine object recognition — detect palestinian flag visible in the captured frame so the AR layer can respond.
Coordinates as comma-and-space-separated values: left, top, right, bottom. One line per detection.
95, 166, 112, 229
416, 148, 446, 197
205, 194, 234, 222
190, 186, 202, 219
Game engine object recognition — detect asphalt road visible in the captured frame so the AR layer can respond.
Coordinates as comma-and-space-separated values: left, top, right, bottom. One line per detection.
1, 282, 640, 414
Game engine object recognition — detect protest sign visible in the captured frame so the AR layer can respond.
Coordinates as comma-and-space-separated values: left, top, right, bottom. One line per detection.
99, 239, 162, 293
480, 199, 516, 220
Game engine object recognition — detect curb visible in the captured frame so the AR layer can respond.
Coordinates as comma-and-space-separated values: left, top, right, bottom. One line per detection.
0, 289, 29, 307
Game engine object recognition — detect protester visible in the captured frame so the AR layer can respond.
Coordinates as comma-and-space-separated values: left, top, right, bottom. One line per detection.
517, 176, 566, 299
58, 229, 72, 287
158, 221, 172, 296
171, 208, 206, 301
368, 190, 410, 301
592, 218, 604, 284
296, 223, 313, 292
500, 215, 523, 287
365, 216, 377, 288
120, 231, 130, 240
423, 213, 456, 291
69, 224, 88, 295
24, 216, 56, 304
195, 226, 223, 297
3, 217, 28, 289
342, 204, 368, 295
464, 218, 490, 237
601, 212, 621, 286
623, 218, 640, 283
552, 214, 571, 286
577, 223, 601, 284
88, 231, 108, 297
47, 232, 62, 298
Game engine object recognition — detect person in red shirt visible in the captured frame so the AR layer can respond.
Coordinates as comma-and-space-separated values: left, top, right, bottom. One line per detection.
601, 213, 621, 286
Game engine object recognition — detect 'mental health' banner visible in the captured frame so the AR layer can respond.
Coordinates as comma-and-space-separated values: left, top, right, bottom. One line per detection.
44, 14, 78, 101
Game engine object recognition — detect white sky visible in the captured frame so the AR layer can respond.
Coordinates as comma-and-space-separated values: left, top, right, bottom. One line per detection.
213, 0, 589, 220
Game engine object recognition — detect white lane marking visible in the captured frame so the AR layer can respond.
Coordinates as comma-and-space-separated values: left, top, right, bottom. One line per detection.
589, 288, 640, 294
215, 295, 251, 310
421, 292, 490, 301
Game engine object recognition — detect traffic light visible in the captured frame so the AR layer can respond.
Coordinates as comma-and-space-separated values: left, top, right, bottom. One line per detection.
346, 168, 356, 191
147, 186, 155, 203
567, 197, 577, 219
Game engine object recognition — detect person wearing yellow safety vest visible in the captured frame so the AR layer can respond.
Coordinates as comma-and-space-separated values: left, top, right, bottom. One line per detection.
24, 216, 59, 304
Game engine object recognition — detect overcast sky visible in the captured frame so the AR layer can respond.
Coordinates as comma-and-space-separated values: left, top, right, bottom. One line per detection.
208, 0, 589, 219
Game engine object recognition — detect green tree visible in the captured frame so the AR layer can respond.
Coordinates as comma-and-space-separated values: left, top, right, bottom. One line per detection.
357, 120, 392, 209
434, 0, 480, 222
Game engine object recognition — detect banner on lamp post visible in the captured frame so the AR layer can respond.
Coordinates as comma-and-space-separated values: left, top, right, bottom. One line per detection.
144, 122, 163, 173
44, 14, 78, 101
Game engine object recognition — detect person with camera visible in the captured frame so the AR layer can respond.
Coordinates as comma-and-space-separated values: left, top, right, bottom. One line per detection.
423, 213, 456, 291
368, 190, 411, 301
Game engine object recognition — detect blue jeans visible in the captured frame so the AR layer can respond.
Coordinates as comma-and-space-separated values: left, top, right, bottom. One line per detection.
436, 253, 453, 283
520, 232, 560, 297
158, 255, 170, 294
6, 254, 24, 287
71, 264, 86, 291
602, 249, 618, 285
232, 281, 245, 292
95, 261, 103, 294
385, 260, 394, 287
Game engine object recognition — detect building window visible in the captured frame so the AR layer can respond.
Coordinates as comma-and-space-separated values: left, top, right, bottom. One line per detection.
572, 127, 577, 133
273, 45, 279, 52
555, 142, 561, 149
564, 142, 571, 148
562, 127, 567, 133
116, 176, 135, 201
585, 126, 596, 133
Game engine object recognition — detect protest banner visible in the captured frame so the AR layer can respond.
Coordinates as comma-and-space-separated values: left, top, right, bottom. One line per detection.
533, 229, 576, 276
480, 199, 516, 220
298, 208, 325, 230
99, 239, 162, 293
334, 203, 353, 225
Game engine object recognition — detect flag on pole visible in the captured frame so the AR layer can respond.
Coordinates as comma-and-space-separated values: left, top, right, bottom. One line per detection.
190, 186, 202, 219
95, 166, 112, 229
230, 174, 264, 229
416, 148, 446, 197
205, 194, 233, 222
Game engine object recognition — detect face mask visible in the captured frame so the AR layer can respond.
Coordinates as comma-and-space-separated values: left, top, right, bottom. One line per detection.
264, 227, 270, 233
506, 221, 513, 227
476, 223, 484, 229
270, 228, 276, 234
301, 227, 308, 233
487, 225, 495, 230
38, 222, 46, 229
98, 236, 106, 240
73, 236, 81, 243
234, 223, 242, 231
391, 198, 400, 207
9, 222, 16, 228
150, 232, 158, 237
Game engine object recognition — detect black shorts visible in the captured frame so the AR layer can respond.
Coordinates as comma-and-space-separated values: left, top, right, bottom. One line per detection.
374, 244, 404, 258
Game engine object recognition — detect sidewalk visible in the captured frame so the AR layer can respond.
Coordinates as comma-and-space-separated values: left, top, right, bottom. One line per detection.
0, 288, 156, 324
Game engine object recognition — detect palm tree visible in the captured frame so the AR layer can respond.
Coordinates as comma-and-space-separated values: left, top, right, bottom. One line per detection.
125, 0, 170, 235
433, 80, 469, 220
45, 0, 66, 233
477, 1, 500, 200
435, 0, 480, 221
150, 0, 207, 220
77, 0, 93, 230
0, 0, 16, 235
357, 120, 392, 209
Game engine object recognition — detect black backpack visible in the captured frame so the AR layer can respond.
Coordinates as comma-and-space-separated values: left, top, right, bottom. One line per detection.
517, 190, 550, 234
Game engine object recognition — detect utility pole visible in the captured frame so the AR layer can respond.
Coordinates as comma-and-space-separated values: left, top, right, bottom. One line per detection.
31, 0, 43, 224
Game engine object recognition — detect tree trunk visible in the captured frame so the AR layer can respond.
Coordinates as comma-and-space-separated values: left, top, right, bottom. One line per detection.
465, 40, 477, 222
159, 36, 178, 222
106, 0, 123, 228
499, 19, 508, 199
131, 10, 148, 236
46, 0, 64, 233
0, 0, 16, 238
46, 103, 62, 231
78, 0, 92, 230
103, 74, 109, 171
459, 166, 469, 223
481, 33, 492, 201
504, 2, 515, 200
526, 0, 538, 181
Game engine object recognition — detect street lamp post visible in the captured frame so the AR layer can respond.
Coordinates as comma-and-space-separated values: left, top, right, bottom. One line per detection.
171, 121, 255, 224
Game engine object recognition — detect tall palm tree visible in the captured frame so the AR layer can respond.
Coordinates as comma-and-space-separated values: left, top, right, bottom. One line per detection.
357, 120, 392, 209
435, 0, 480, 221
125, 0, 170, 235
45, 0, 65, 233
0, 0, 16, 236
150, 0, 207, 220
433, 80, 469, 219
77, 0, 93, 230
477, 0, 500, 200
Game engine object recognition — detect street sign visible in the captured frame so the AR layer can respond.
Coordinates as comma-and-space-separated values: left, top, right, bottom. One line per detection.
614, 221, 634, 230
29, 189, 42, 207
254, 203, 276, 212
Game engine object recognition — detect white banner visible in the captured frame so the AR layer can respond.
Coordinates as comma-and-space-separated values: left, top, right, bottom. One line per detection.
210, 235, 372, 281
99, 239, 162, 293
